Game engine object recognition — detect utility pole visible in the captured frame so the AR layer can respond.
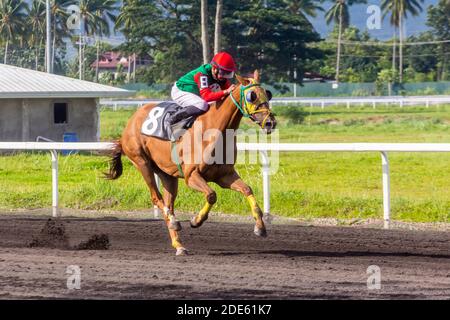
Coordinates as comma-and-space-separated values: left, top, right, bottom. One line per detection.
293, 54, 298, 97
79, 17, 84, 80
335, 4, 343, 84
46, 0, 52, 73
79, 34, 83, 80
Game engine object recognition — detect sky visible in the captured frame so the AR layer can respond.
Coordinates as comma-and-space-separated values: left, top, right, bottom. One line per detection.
310, 0, 439, 40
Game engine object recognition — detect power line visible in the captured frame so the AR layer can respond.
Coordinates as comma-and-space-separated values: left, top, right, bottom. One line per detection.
341, 52, 450, 58
326, 39, 450, 46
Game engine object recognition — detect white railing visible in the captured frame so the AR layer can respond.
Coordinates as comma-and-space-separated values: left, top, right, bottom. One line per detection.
0, 142, 112, 218
99, 95, 450, 110
1, 142, 449, 229
269, 95, 450, 109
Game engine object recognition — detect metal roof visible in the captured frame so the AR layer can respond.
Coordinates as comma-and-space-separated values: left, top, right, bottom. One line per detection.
0, 64, 133, 99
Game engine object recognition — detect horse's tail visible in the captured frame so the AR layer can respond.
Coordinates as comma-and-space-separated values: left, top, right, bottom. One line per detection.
104, 140, 123, 180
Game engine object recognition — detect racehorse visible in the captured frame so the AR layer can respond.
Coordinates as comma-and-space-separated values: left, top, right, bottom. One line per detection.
105, 70, 277, 255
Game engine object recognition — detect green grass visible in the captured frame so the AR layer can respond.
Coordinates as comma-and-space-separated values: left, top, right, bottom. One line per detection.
270, 105, 450, 143
0, 104, 449, 222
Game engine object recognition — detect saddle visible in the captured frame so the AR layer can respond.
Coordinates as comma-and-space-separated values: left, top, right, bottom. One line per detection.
141, 101, 195, 141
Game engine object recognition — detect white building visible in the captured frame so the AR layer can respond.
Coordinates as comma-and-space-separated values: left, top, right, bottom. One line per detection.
0, 64, 132, 142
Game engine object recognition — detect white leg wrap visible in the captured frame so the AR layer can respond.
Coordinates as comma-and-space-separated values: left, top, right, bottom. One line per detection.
164, 207, 177, 223
163, 207, 170, 217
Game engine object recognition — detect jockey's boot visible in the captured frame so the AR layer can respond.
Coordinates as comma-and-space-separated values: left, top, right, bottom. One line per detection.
168, 105, 205, 141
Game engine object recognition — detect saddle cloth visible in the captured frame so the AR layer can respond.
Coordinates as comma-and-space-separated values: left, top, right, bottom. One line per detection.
141, 101, 195, 141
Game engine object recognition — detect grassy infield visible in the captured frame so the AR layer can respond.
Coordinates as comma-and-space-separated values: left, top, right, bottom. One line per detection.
0, 105, 449, 223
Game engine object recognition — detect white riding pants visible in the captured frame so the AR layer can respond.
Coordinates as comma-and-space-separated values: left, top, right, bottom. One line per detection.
171, 83, 209, 112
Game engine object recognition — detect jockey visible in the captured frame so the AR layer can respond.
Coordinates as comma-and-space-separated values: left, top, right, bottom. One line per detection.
169, 51, 237, 128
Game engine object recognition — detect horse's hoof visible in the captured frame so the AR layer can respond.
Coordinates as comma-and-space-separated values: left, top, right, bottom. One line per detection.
176, 247, 188, 256
190, 216, 201, 228
254, 226, 267, 238
169, 220, 182, 231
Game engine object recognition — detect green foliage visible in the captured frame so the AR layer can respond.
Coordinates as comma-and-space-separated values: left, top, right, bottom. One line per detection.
273, 106, 306, 125
1, 0, 449, 86
116, 0, 323, 84
413, 86, 439, 95
312, 26, 385, 83
221, 0, 322, 83
114, 0, 203, 84
375, 68, 399, 95
427, 0, 450, 81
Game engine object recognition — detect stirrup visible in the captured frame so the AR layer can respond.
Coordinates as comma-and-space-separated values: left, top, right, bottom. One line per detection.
169, 122, 186, 141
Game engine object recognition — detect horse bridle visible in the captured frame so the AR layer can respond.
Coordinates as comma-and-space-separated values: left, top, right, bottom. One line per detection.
229, 82, 273, 129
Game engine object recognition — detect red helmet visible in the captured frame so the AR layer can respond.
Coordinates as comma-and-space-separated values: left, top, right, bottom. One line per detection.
211, 51, 236, 72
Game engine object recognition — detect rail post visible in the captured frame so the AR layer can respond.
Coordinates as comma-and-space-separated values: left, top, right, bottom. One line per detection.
259, 150, 272, 224
50, 150, 59, 217
381, 151, 390, 229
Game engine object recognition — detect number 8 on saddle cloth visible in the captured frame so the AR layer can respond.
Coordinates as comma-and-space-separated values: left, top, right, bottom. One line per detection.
141, 102, 195, 141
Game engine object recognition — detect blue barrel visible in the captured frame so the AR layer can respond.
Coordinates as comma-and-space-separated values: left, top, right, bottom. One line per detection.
62, 132, 79, 155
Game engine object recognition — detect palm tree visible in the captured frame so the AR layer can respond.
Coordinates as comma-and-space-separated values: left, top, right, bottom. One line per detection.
325, 0, 366, 83
381, 0, 424, 82
76, 0, 118, 79
214, 0, 223, 55
50, 0, 72, 72
93, 2, 117, 81
115, 0, 142, 82
201, 0, 210, 64
283, 0, 324, 18
26, 0, 46, 70
115, 0, 139, 35
428, 0, 450, 80
0, 0, 27, 64
77, 0, 117, 37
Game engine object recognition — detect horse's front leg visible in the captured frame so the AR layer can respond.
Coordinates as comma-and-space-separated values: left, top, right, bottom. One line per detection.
216, 171, 267, 237
187, 170, 217, 228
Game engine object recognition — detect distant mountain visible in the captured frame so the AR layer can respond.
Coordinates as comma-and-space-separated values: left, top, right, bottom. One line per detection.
310, 0, 439, 40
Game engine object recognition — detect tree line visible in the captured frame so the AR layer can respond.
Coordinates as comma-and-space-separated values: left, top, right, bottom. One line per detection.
0, 0, 449, 86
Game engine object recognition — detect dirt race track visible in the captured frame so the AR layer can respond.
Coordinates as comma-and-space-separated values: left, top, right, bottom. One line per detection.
0, 213, 449, 299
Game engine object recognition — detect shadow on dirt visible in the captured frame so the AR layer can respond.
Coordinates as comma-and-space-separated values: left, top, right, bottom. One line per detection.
210, 249, 450, 260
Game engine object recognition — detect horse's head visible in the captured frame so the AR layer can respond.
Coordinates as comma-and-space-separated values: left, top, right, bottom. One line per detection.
232, 70, 277, 134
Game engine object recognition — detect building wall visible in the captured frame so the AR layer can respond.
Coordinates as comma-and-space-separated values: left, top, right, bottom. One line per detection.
0, 98, 99, 142
0, 99, 22, 141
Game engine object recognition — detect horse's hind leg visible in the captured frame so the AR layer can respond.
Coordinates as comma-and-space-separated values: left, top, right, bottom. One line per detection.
187, 170, 217, 228
157, 172, 182, 232
129, 157, 165, 211
216, 171, 267, 237
158, 172, 188, 255
130, 158, 186, 255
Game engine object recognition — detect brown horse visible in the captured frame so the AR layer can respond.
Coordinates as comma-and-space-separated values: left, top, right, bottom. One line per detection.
106, 70, 276, 255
